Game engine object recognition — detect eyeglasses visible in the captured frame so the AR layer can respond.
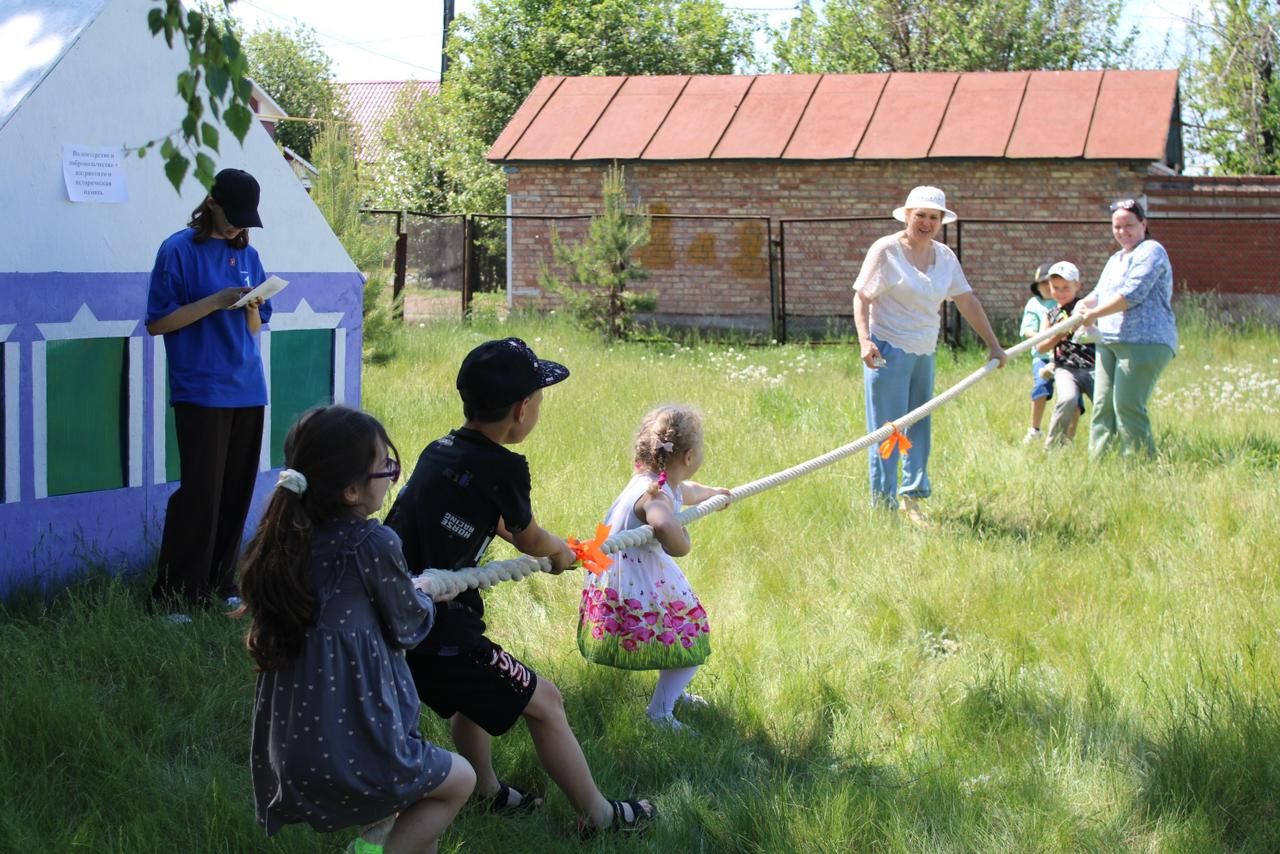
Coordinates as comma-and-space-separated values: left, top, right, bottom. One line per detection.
368, 456, 401, 484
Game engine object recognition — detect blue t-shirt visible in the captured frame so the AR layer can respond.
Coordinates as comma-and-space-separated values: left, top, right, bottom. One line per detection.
146, 228, 273, 407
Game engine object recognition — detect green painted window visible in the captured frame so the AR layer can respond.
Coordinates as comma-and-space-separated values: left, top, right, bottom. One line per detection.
269, 330, 334, 467
47, 338, 128, 495
164, 379, 180, 483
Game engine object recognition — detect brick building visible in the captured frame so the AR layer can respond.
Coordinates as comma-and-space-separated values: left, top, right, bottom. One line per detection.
488, 71, 1280, 336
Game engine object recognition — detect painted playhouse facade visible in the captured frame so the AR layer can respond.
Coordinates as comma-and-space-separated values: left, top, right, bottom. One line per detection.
0, 0, 363, 593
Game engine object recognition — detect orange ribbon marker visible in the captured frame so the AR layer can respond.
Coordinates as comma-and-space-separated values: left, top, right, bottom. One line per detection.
567, 523, 614, 576
878, 422, 913, 459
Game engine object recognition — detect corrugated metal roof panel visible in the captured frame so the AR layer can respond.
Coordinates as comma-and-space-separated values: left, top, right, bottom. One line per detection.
1085, 69, 1178, 160
574, 75, 687, 161
712, 74, 820, 159
856, 72, 958, 159
1005, 70, 1102, 158
642, 75, 752, 160
930, 72, 1028, 157
783, 74, 888, 159
489, 71, 1180, 164
487, 76, 564, 161
506, 76, 623, 160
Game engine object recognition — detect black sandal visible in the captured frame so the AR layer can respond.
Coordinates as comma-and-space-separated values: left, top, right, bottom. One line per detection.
578, 798, 657, 837
485, 781, 543, 815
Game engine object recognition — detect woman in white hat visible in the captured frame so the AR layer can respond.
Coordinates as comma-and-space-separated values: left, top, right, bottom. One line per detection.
852, 186, 1006, 523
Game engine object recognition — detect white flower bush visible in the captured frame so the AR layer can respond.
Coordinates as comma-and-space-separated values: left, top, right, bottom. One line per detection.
1157, 363, 1280, 416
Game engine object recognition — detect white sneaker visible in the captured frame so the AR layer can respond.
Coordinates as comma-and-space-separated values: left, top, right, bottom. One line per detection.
648, 713, 697, 736
677, 691, 709, 710
1022, 427, 1042, 445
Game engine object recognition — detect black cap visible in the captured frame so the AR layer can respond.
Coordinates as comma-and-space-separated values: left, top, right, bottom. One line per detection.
210, 168, 263, 229
457, 337, 570, 411
1030, 260, 1055, 295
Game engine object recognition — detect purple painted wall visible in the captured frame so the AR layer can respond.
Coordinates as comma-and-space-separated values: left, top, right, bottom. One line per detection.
0, 270, 364, 596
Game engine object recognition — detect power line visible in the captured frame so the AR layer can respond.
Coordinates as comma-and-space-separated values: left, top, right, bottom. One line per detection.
238, 0, 442, 75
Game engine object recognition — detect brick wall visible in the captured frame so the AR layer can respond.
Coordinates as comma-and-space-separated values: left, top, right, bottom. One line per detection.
504, 160, 1279, 333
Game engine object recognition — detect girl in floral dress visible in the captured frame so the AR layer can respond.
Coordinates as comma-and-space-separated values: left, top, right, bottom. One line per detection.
578, 405, 730, 730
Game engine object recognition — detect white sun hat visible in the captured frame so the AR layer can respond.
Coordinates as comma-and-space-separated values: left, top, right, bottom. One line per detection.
1047, 260, 1080, 282
893, 185, 958, 225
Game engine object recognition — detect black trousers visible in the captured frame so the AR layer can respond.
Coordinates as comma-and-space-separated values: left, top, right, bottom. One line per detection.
151, 404, 264, 606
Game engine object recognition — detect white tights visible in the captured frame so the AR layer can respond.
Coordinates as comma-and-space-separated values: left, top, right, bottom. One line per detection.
646, 666, 699, 719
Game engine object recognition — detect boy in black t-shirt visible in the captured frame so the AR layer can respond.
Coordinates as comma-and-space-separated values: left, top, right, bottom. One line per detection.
386, 337, 656, 835
1034, 262, 1096, 448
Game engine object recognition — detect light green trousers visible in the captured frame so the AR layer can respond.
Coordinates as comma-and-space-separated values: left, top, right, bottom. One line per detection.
1089, 342, 1174, 459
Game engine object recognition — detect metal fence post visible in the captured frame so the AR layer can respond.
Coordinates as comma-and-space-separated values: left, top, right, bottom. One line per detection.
461, 215, 474, 319
772, 219, 786, 344
392, 210, 407, 321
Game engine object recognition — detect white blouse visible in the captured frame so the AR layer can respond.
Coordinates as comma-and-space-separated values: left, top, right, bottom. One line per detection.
853, 232, 972, 355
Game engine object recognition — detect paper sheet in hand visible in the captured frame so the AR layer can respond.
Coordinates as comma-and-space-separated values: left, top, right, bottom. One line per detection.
232, 275, 288, 309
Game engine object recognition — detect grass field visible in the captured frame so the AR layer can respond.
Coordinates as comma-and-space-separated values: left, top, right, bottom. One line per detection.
3, 309, 1279, 852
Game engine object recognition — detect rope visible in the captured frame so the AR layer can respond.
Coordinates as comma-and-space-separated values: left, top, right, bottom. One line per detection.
413, 312, 1085, 598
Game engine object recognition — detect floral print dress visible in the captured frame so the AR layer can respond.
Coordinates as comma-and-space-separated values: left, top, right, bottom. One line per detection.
577, 473, 711, 670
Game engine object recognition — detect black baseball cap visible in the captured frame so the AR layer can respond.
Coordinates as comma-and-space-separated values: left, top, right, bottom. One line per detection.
1030, 260, 1055, 295
457, 337, 570, 411
210, 168, 264, 229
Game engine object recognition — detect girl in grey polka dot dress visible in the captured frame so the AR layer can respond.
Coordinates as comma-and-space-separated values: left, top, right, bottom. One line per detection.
237, 406, 476, 854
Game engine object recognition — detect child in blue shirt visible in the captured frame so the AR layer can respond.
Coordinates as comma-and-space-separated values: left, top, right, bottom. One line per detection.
1020, 261, 1057, 444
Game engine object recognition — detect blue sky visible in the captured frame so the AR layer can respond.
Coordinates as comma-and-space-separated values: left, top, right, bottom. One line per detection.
230, 0, 1206, 83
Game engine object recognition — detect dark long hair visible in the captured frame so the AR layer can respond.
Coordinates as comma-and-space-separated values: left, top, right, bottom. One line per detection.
188, 197, 249, 248
236, 406, 398, 671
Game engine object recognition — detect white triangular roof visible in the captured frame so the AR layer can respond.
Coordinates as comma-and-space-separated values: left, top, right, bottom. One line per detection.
0, 0, 356, 275
0, 0, 107, 131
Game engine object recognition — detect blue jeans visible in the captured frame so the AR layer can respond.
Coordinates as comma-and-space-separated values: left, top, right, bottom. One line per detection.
864, 337, 935, 507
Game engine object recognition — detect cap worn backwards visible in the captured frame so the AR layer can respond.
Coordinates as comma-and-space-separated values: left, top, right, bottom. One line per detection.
456, 337, 570, 411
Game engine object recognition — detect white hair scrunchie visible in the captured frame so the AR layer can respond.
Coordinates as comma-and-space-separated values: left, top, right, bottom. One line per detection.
657, 441, 674, 453
276, 468, 308, 496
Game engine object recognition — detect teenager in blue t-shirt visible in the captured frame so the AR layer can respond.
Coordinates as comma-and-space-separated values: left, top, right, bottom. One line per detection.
145, 169, 273, 611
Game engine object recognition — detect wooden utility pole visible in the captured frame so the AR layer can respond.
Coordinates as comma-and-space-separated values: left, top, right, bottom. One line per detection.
441, 0, 455, 79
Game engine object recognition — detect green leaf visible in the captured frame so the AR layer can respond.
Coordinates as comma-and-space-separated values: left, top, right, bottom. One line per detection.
224, 102, 252, 143
200, 122, 220, 152
177, 71, 195, 101
185, 10, 203, 41
181, 114, 197, 140
195, 152, 216, 188
164, 153, 190, 192
206, 65, 229, 100
160, 137, 175, 160
147, 8, 164, 35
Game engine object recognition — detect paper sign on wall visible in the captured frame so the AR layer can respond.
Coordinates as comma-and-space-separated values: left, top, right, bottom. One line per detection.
62, 145, 128, 203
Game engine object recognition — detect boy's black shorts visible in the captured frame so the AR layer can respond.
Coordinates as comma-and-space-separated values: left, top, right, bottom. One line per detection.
407, 635, 538, 736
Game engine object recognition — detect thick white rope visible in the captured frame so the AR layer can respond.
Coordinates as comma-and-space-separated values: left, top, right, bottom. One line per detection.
414, 313, 1085, 598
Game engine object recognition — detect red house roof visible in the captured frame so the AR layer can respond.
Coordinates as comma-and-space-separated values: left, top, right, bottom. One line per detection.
338, 80, 439, 161
487, 70, 1180, 165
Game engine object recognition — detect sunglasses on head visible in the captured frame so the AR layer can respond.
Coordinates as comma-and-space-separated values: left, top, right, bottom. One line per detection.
368, 456, 401, 484
1110, 198, 1144, 215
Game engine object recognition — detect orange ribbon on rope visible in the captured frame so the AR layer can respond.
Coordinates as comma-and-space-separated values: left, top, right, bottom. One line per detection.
878, 422, 912, 459
567, 523, 614, 576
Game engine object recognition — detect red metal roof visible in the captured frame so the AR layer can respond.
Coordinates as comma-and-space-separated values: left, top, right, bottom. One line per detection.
488, 70, 1179, 164
337, 81, 438, 161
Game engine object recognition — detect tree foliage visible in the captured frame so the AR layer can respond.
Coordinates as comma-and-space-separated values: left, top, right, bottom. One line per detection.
242, 26, 343, 162
371, 0, 756, 214
538, 164, 653, 340
309, 125, 399, 361
1184, 0, 1280, 175
145, 0, 253, 191
772, 0, 1136, 73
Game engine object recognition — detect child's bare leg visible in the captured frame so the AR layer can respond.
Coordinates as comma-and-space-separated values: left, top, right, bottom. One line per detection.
451, 713, 500, 796
1031, 398, 1047, 430
384, 753, 475, 854
522, 678, 616, 828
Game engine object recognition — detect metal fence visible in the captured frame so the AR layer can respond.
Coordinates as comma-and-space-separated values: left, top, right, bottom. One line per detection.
363, 209, 1280, 340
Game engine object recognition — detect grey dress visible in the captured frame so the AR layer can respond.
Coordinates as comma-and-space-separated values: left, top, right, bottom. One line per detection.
252, 518, 453, 835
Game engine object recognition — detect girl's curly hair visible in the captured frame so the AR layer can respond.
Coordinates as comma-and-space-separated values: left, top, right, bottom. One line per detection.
633, 405, 702, 474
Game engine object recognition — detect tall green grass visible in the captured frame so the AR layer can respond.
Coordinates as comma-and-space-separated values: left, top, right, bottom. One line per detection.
3, 312, 1278, 851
